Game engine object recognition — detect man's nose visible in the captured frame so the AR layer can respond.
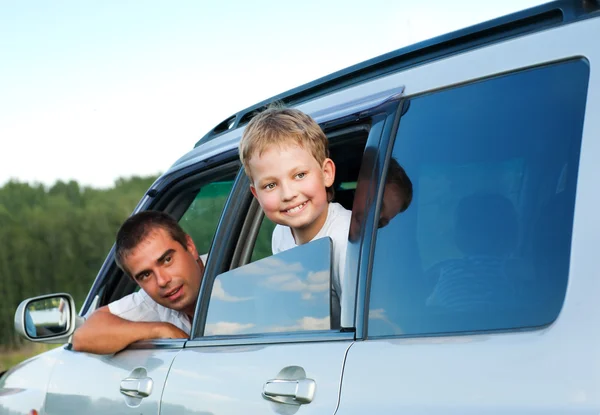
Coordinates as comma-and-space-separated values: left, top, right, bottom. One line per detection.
155, 269, 172, 287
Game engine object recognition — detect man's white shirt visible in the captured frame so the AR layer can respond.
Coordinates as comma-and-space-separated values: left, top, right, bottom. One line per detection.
107, 254, 207, 335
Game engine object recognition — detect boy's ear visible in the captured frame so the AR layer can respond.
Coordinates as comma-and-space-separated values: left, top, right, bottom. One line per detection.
250, 185, 258, 199
322, 158, 336, 187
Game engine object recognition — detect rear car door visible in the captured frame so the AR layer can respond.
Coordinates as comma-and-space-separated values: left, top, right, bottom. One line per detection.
159, 106, 399, 415
338, 15, 599, 414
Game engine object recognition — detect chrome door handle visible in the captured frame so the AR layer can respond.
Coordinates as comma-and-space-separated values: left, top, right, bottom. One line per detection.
262, 378, 316, 405
120, 376, 153, 399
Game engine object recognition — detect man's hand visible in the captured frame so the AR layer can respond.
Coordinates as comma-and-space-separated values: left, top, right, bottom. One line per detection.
151, 323, 188, 339
71, 306, 188, 354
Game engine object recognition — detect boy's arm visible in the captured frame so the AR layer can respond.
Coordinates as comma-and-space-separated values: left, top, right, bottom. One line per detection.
71, 306, 187, 355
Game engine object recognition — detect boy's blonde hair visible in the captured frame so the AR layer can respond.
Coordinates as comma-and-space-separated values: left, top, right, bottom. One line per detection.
240, 107, 330, 181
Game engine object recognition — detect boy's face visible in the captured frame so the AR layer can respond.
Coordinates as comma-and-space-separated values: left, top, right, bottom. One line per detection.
249, 143, 335, 244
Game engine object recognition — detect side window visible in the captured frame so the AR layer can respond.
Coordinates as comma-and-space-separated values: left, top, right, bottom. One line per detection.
251, 216, 276, 263
205, 237, 332, 335
179, 179, 235, 255
368, 59, 589, 337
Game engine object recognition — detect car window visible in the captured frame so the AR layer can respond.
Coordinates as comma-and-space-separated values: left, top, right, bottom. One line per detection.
179, 179, 235, 255
205, 237, 333, 335
250, 215, 276, 263
368, 59, 589, 337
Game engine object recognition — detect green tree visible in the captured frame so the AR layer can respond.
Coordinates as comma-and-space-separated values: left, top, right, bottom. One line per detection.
0, 175, 157, 348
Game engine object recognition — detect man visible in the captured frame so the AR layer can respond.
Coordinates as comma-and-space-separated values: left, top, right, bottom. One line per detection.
72, 211, 205, 354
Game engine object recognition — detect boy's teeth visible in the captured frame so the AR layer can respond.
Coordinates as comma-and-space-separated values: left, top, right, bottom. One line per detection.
287, 202, 306, 213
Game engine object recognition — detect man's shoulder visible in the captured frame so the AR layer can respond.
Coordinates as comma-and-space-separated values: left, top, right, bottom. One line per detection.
108, 290, 154, 315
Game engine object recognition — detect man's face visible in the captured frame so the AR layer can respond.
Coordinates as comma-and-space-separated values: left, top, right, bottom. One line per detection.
123, 228, 204, 319
249, 143, 335, 244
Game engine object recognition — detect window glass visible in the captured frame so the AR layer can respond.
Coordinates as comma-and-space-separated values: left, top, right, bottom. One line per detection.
205, 237, 332, 336
368, 59, 589, 337
250, 215, 276, 263
179, 180, 235, 255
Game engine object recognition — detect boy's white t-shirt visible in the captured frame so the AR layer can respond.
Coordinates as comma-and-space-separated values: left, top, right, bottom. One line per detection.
271, 202, 351, 323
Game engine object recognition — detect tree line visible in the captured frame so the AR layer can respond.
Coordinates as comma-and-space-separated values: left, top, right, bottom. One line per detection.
0, 176, 157, 349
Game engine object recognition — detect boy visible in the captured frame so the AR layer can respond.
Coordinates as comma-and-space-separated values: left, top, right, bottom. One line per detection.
239, 107, 351, 326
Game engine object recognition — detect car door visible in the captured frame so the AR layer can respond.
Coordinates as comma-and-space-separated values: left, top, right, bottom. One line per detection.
160, 237, 354, 415
44, 164, 239, 415
158, 105, 401, 415
338, 18, 598, 414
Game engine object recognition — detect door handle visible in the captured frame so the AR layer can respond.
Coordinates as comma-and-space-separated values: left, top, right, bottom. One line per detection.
120, 375, 153, 399
262, 378, 316, 405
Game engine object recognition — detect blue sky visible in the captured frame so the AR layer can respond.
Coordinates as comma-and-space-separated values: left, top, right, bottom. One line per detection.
0, 0, 547, 188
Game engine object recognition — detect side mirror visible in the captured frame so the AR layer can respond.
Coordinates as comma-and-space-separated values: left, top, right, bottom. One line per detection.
14, 293, 84, 343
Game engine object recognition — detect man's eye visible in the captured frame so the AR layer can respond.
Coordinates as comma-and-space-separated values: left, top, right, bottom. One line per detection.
164, 255, 173, 264
137, 271, 151, 281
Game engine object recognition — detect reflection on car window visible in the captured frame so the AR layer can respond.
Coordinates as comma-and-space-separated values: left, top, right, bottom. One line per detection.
205, 237, 332, 336
368, 59, 589, 337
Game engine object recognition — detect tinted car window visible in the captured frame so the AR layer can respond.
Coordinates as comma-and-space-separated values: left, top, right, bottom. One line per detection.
368, 59, 589, 337
179, 179, 235, 255
250, 214, 276, 263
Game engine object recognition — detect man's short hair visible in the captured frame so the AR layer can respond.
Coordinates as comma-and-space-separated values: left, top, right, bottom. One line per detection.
115, 211, 188, 277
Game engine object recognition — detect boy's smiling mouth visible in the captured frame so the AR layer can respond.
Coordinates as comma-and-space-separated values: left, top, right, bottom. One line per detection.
283, 201, 308, 214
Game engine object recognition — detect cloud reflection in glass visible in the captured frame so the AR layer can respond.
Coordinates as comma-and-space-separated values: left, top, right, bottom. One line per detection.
205, 237, 332, 336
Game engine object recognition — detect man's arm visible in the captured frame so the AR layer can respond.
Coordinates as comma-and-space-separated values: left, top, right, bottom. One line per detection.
71, 306, 187, 354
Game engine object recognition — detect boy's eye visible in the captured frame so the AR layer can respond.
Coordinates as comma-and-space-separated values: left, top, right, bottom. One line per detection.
264, 183, 276, 190
295, 172, 306, 179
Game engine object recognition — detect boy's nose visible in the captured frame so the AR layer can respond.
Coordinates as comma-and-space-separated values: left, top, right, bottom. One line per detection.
280, 181, 298, 201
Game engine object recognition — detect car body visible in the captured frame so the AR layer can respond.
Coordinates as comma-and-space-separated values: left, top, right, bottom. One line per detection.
2, 1, 600, 413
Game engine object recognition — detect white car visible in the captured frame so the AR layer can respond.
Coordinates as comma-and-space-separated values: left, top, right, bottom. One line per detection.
2, 1, 599, 413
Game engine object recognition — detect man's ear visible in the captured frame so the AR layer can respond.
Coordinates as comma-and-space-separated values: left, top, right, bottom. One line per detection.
250, 185, 258, 199
322, 158, 336, 187
186, 234, 199, 258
